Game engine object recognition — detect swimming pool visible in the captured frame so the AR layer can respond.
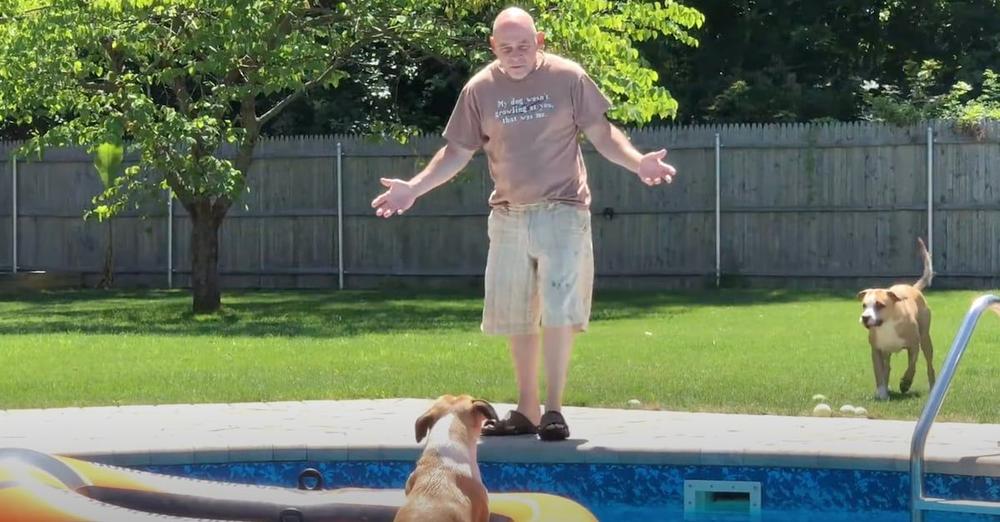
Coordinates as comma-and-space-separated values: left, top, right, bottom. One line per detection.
137, 460, 1000, 521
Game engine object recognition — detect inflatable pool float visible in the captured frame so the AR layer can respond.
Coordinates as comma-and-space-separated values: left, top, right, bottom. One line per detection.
0, 448, 597, 521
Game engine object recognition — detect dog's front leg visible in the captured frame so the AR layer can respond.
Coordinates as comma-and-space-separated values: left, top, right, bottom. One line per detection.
899, 345, 919, 393
871, 347, 890, 400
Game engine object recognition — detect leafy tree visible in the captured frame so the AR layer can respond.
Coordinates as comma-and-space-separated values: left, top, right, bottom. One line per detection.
645, 0, 1000, 123
254, 0, 1000, 127
863, 60, 1000, 138
0, 0, 702, 312
533, 0, 703, 122
269, 0, 707, 135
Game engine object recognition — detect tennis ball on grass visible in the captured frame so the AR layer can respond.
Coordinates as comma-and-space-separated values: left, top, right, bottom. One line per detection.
812, 403, 833, 417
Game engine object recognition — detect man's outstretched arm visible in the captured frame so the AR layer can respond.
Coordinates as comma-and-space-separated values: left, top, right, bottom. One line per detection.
371, 142, 476, 218
583, 118, 676, 186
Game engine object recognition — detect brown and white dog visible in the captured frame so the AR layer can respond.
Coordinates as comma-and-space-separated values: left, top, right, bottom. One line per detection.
857, 238, 936, 401
394, 394, 499, 522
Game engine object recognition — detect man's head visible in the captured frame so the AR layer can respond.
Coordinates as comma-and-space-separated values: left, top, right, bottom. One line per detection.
489, 7, 544, 80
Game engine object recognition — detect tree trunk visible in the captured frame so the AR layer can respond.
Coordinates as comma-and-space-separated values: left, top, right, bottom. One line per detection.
97, 219, 114, 289
190, 200, 223, 314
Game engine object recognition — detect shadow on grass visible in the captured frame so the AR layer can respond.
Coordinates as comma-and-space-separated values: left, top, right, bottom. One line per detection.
590, 287, 852, 320
886, 390, 926, 403
0, 287, 856, 338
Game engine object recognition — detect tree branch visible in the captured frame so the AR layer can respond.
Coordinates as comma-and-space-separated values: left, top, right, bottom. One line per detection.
173, 77, 192, 115
209, 95, 257, 217
255, 57, 347, 128
162, 160, 195, 204
80, 81, 117, 93
220, 11, 292, 89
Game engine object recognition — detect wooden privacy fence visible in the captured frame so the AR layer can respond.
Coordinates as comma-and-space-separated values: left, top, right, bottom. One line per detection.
1, 120, 999, 290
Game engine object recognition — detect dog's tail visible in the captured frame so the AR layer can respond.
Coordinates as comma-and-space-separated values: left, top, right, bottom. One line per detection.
914, 237, 934, 291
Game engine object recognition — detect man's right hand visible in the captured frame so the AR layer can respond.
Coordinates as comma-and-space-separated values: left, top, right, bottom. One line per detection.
370, 143, 475, 219
371, 178, 417, 218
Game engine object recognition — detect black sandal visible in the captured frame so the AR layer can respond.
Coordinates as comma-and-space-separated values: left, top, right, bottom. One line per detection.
482, 410, 538, 436
537, 410, 570, 441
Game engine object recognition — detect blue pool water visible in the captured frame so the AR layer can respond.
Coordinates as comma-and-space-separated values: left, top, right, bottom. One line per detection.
136, 461, 1000, 521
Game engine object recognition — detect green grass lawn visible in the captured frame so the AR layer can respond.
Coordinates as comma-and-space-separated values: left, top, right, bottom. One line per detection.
1, 288, 998, 422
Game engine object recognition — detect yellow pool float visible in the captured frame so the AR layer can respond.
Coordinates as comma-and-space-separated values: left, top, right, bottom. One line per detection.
0, 448, 598, 521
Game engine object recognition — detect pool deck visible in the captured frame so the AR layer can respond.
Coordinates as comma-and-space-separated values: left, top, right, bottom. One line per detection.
1, 399, 998, 477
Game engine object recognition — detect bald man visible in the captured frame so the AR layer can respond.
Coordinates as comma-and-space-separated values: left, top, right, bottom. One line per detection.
372, 7, 677, 442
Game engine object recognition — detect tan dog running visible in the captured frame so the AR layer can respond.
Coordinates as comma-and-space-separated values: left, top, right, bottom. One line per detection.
394, 395, 499, 522
858, 238, 936, 401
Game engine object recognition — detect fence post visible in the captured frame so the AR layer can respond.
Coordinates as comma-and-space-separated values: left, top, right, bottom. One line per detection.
336, 142, 344, 290
715, 132, 721, 288
167, 189, 173, 288
11, 153, 16, 274
926, 125, 934, 259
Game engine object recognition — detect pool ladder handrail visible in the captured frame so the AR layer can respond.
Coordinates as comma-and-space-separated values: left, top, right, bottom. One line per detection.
910, 294, 1000, 522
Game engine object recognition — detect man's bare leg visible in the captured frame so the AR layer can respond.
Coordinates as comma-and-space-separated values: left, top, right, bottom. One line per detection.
509, 325, 575, 425
542, 325, 574, 413
509, 333, 541, 425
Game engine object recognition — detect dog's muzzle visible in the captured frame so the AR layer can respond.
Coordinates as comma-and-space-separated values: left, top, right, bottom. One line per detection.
473, 399, 499, 423
860, 317, 882, 329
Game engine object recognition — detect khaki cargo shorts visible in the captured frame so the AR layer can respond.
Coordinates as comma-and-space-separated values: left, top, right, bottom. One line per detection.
481, 201, 594, 336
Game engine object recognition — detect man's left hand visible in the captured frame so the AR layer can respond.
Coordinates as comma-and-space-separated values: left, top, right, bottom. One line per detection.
637, 149, 677, 186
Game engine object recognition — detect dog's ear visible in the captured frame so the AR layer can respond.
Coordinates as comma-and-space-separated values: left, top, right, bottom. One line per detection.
414, 406, 443, 443
857, 289, 871, 301
414, 411, 437, 443
472, 399, 498, 424
887, 290, 903, 302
